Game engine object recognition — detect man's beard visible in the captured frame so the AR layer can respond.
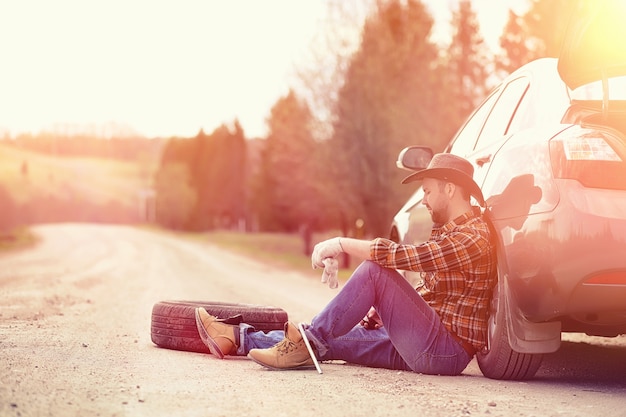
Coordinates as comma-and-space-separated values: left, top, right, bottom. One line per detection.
430, 208, 447, 225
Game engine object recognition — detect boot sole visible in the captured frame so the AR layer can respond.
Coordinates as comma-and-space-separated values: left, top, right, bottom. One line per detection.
247, 353, 316, 371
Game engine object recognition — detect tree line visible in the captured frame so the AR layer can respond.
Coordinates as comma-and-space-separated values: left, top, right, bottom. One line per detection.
154, 0, 570, 238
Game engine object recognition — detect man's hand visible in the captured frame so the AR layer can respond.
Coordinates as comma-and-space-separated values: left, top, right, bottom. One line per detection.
360, 307, 383, 330
320, 258, 339, 289
311, 237, 344, 269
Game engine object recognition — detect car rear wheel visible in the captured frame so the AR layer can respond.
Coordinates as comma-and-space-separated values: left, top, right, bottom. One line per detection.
477, 276, 544, 380
150, 300, 288, 353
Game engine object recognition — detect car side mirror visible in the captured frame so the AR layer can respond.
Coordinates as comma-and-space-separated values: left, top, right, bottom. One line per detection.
396, 146, 434, 171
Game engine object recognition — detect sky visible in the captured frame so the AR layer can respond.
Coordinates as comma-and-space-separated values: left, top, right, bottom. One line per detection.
0, 0, 529, 140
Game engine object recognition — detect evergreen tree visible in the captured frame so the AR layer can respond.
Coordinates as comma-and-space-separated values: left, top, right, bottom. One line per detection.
184, 125, 247, 230
153, 136, 198, 229
498, 0, 572, 73
253, 91, 319, 233
209, 122, 247, 229
522, 0, 571, 58
329, 0, 440, 237
154, 162, 196, 230
444, 0, 491, 123
497, 9, 535, 76
154, 124, 248, 231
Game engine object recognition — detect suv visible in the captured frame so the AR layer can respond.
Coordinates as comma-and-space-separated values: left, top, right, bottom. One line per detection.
389, 0, 626, 380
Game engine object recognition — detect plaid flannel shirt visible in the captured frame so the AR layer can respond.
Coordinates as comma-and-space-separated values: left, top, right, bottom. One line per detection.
370, 207, 496, 350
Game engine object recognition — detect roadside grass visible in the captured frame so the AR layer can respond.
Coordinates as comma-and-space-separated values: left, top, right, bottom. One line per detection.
0, 227, 39, 253
197, 230, 355, 283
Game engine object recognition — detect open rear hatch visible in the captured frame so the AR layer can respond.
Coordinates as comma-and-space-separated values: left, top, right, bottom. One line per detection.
558, 0, 626, 90
558, 0, 626, 133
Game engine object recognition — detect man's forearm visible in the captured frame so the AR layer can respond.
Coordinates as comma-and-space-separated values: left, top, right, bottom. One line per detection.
338, 237, 373, 261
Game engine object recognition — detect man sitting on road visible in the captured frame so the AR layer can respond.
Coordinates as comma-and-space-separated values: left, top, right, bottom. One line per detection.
196, 153, 497, 375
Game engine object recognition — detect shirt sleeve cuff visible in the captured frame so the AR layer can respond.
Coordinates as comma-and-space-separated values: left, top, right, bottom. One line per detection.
370, 237, 395, 264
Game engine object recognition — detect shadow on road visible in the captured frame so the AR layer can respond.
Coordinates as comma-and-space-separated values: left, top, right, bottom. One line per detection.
535, 339, 626, 388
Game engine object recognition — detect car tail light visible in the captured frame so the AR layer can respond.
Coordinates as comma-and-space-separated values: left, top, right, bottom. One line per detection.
584, 271, 626, 285
549, 129, 626, 189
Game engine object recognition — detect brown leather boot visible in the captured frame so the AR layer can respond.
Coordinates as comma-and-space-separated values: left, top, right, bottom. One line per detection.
195, 307, 238, 359
247, 322, 315, 370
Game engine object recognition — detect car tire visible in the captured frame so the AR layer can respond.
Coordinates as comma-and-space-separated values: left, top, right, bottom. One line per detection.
150, 300, 288, 353
476, 279, 544, 380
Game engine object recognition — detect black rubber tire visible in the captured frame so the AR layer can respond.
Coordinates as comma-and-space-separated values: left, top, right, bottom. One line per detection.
151, 300, 288, 353
476, 277, 543, 380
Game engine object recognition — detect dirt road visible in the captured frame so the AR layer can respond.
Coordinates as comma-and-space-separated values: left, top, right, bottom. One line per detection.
1, 224, 625, 417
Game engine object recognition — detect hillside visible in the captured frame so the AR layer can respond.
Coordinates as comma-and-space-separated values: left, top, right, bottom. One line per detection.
0, 141, 162, 226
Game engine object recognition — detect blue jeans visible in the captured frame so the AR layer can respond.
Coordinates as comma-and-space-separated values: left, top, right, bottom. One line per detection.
241, 261, 472, 375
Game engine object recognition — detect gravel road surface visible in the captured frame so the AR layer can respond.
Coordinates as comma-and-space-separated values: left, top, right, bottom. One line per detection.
1, 224, 625, 416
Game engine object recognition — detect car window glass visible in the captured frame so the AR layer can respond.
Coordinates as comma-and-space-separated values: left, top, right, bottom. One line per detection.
447, 88, 501, 157
475, 77, 530, 149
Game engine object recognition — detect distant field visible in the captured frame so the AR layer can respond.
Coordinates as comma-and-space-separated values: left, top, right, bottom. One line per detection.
0, 142, 156, 207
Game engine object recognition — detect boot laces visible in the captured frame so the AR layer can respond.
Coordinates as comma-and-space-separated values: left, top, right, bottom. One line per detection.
276, 337, 298, 355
